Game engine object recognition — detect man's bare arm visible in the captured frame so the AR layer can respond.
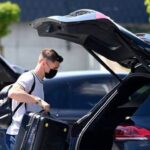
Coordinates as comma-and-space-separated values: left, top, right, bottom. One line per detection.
8, 83, 50, 112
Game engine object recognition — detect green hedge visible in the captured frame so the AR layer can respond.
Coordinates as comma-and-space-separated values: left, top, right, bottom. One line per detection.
0, 1, 21, 38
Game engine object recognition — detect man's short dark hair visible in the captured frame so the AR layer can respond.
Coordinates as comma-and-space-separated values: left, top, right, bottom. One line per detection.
42, 48, 63, 63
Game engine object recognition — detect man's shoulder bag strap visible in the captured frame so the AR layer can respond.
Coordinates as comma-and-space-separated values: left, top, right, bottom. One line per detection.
12, 72, 36, 116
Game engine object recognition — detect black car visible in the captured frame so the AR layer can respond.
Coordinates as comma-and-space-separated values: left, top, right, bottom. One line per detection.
44, 71, 125, 124
31, 9, 150, 150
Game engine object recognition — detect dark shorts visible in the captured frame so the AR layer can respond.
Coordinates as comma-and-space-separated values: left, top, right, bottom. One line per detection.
5, 134, 16, 150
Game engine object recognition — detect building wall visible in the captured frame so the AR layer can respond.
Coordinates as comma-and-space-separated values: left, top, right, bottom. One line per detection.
2, 23, 100, 71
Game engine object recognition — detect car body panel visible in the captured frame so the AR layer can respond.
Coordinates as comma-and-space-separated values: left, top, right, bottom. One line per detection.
115, 141, 150, 150
0, 56, 20, 84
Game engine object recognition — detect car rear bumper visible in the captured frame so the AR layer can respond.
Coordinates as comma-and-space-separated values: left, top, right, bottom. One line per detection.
114, 140, 150, 150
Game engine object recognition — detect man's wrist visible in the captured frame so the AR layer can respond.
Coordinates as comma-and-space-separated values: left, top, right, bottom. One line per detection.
35, 97, 42, 105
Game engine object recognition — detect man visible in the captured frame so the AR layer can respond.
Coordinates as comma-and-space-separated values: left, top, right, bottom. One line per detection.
6, 48, 63, 150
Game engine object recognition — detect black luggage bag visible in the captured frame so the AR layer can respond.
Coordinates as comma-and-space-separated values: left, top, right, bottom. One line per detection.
14, 112, 69, 150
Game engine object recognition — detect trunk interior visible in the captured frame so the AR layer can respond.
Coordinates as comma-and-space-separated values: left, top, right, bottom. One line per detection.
75, 73, 150, 150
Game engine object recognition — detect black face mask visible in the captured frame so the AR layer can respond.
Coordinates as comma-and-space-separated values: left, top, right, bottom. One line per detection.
45, 69, 58, 79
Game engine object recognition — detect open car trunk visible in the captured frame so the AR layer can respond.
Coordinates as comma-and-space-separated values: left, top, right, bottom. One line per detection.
73, 73, 150, 150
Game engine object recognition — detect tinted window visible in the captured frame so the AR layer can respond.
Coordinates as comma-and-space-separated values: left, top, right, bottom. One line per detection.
132, 84, 150, 116
118, 82, 150, 113
120, 84, 150, 108
44, 75, 121, 110
69, 76, 118, 109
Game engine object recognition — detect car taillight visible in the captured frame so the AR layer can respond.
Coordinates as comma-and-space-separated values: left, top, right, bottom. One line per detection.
115, 125, 150, 141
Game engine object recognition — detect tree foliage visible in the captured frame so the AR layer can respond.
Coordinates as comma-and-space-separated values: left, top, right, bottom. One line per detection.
0, 1, 21, 38
145, 0, 150, 22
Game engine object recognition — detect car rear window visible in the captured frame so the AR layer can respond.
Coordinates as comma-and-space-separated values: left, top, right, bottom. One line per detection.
69, 76, 118, 109
132, 84, 150, 116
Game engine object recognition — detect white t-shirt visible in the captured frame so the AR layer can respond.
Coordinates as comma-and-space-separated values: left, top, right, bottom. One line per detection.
6, 71, 44, 135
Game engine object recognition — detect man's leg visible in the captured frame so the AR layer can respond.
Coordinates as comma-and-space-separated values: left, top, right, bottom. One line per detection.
5, 134, 16, 150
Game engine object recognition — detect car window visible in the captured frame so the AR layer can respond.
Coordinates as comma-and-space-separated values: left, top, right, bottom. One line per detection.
119, 84, 150, 115
132, 84, 150, 116
44, 75, 121, 110
44, 80, 70, 109
69, 76, 118, 110
118, 83, 150, 108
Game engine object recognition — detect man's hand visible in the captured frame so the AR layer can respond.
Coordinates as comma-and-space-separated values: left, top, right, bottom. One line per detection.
36, 98, 50, 112
40, 100, 50, 112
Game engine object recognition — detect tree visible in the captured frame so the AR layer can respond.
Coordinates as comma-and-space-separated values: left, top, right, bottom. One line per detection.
145, 0, 150, 22
0, 1, 21, 56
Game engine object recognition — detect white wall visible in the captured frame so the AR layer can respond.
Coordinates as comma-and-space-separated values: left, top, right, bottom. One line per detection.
2, 23, 100, 71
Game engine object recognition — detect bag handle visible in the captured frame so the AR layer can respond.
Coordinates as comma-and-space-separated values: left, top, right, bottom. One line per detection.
39, 110, 51, 117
